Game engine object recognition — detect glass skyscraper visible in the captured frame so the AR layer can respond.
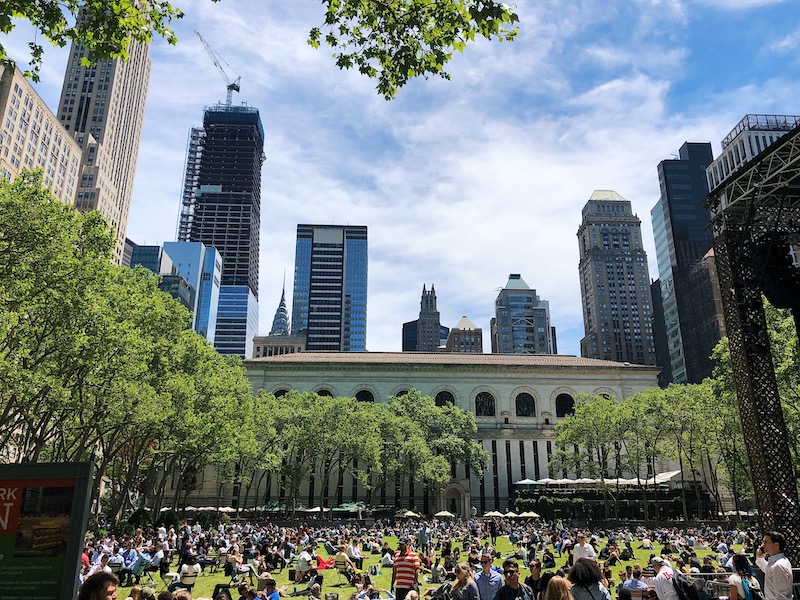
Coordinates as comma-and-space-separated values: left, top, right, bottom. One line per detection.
291, 224, 368, 352
178, 104, 264, 358
650, 142, 716, 383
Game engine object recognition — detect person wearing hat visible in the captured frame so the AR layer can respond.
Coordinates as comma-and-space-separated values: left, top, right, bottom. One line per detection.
650, 557, 679, 600
391, 538, 420, 600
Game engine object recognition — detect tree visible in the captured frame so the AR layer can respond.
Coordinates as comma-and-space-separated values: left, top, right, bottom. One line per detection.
2, 0, 519, 99
1, 1, 186, 81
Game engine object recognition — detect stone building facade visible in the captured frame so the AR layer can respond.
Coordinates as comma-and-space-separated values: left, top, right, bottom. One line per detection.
235, 352, 660, 516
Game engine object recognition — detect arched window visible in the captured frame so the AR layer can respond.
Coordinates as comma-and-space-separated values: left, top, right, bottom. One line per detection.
475, 392, 495, 417
395, 390, 409, 398
355, 390, 375, 402
317, 389, 334, 397
515, 393, 536, 417
273, 389, 289, 398
435, 391, 455, 407
555, 393, 575, 417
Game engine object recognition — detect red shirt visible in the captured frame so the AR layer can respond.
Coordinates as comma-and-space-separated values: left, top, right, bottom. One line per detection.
393, 549, 420, 588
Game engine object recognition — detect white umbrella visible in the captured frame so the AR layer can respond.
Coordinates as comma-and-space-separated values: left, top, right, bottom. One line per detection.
306, 506, 324, 512
505, 511, 519, 518
483, 510, 503, 517
160, 507, 173, 512
515, 478, 538, 485
434, 510, 455, 517
198, 506, 216, 511
401, 510, 419, 517
184, 506, 198, 511
218, 506, 236, 513
519, 511, 541, 518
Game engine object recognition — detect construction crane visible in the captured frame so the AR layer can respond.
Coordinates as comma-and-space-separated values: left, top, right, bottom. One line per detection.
195, 30, 241, 105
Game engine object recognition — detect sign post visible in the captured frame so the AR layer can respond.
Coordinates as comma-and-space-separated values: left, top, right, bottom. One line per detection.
0, 462, 94, 600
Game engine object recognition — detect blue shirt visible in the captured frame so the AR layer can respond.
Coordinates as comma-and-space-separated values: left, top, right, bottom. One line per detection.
475, 569, 503, 600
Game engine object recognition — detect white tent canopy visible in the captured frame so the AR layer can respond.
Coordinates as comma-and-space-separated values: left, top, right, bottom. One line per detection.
434, 510, 456, 517
528, 470, 683, 487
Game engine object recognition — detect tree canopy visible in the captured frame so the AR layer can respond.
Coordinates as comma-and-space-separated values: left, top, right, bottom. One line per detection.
2, 0, 518, 99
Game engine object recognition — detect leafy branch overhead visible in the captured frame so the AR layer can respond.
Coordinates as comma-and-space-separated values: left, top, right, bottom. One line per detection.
308, 0, 519, 99
1, 0, 518, 98
0, 1, 188, 81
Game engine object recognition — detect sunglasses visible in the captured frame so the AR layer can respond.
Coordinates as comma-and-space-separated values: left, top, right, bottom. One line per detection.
504, 570, 519, 575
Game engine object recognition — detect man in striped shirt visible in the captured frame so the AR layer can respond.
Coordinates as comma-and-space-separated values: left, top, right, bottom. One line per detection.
391, 538, 420, 600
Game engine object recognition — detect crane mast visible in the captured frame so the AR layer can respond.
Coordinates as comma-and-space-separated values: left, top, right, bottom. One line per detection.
195, 30, 241, 105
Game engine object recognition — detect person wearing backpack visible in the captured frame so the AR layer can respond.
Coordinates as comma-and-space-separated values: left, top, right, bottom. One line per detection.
728, 554, 763, 600
650, 557, 680, 600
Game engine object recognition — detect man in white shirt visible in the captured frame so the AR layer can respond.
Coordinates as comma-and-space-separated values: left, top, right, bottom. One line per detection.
755, 531, 793, 600
651, 556, 680, 600
348, 539, 365, 569
296, 545, 314, 582
573, 533, 597, 562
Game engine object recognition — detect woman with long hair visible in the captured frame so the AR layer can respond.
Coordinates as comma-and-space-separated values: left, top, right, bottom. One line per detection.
568, 558, 612, 600
729, 554, 761, 600
452, 562, 479, 600
543, 576, 572, 600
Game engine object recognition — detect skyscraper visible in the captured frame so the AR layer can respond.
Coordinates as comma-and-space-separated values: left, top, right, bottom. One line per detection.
0, 66, 82, 205
402, 284, 449, 351
178, 105, 265, 358
291, 224, 368, 352
650, 142, 719, 383
56, 38, 151, 262
163, 241, 223, 344
577, 190, 655, 364
490, 273, 555, 354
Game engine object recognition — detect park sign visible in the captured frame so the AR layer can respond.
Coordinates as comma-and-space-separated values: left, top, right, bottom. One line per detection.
0, 462, 93, 600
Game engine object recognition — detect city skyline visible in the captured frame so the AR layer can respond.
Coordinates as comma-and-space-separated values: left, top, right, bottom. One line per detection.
5, 1, 800, 355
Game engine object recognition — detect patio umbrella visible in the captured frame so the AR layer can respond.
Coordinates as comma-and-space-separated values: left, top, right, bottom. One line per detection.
519, 511, 541, 518
504, 511, 519, 518
483, 510, 503, 517
218, 506, 236, 513
184, 506, 198, 511
434, 510, 456, 517
401, 510, 419, 517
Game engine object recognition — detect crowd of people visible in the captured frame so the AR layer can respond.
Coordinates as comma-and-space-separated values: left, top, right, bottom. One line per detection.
75, 518, 794, 600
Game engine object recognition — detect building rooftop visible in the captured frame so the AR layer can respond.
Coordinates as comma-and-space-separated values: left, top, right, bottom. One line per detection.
452, 316, 479, 330
245, 351, 658, 370
721, 114, 800, 149
504, 273, 531, 290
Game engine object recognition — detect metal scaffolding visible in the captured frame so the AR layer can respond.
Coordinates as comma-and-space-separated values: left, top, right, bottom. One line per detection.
177, 127, 205, 242
706, 122, 800, 560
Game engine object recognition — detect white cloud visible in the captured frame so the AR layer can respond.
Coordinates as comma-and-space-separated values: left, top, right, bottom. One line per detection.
6, 0, 800, 356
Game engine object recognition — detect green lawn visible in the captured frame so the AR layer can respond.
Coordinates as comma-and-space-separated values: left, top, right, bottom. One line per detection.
138, 533, 729, 599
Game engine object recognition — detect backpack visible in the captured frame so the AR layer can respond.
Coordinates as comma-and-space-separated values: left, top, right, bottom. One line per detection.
671, 571, 699, 600
742, 576, 766, 600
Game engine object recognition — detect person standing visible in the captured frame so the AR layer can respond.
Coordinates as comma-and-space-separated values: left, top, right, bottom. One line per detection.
493, 560, 534, 600
755, 531, 793, 600
650, 557, 680, 600
573, 534, 597, 563
452, 562, 480, 600
391, 538, 420, 600
524, 560, 545, 598
475, 554, 503, 600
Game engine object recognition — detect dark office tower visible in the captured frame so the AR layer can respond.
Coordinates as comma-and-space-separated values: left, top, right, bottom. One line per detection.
402, 284, 449, 351
577, 190, 656, 365
490, 273, 555, 354
650, 142, 719, 383
650, 279, 672, 387
291, 224, 368, 352
56, 38, 151, 262
178, 105, 265, 358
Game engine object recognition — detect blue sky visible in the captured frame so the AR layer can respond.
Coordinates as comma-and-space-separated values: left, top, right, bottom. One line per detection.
7, 0, 800, 355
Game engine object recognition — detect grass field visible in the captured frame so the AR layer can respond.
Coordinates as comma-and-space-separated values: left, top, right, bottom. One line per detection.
131, 533, 730, 599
